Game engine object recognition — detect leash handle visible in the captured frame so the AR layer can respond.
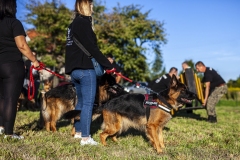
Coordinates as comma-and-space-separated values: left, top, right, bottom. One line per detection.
28, 62, 65, 100
28, 65, 36, 101
34, 62, 65, 79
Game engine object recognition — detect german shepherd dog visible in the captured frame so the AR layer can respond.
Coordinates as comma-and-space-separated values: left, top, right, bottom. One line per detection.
17, 79, 53, 111
41, 83, 76, 132
99, 75, 195, 154
40, 73, 126, 132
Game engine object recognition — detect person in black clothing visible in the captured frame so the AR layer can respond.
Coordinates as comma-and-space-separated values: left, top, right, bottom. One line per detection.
195, 61, 227, 123
0, 0, 40, 139
148, 67, 178, 96
182, 61, 193, 113
65, 0, 114, 145
106, 53, 122, 84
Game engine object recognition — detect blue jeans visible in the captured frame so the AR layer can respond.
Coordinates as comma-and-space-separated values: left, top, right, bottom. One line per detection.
71, 69, 96, 137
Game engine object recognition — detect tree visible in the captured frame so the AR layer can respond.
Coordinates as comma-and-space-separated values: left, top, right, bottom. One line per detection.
25, 0, 72, 68
227, 75, 240, 88
23, 1, 167, 80
94, 4, 167, 81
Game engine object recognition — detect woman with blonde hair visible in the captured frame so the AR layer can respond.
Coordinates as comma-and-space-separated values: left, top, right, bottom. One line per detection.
65, 0, 114, 145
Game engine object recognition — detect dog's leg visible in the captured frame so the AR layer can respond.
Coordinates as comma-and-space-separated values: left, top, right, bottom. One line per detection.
146, 123, 162, 154
158, 127, 165, 149
100, 111, 121, 146
112, 136, 118, 142
45, 122, 50, 131
50, 107, 57, 132
71, 126, 75, 137
50, 121, 57, 132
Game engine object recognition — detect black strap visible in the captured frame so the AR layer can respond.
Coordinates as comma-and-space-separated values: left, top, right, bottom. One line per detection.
146, 106, 150, 121
72, 36, 92, 58
157, 95, 173, 109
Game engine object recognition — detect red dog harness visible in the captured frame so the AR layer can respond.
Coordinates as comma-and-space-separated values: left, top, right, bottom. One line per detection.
144, 94, 172, 121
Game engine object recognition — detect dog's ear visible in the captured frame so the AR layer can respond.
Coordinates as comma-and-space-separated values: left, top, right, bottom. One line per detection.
170, 74, 178, 87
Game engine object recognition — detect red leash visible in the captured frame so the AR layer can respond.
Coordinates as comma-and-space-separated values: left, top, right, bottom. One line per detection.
28, 66, 132, 100
114, 72, 133, 82
28, 62, 65, 100
106, 68, 133, 82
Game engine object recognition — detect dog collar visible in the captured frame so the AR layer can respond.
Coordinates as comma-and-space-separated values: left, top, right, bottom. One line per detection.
158, 104, 171, 113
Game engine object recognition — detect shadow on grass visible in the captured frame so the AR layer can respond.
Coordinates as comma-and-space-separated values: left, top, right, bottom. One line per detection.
173, 110, 207, 121
15, 119, 42, 135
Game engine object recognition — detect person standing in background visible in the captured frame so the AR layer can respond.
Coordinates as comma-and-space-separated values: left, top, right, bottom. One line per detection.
195, 61, 227, 123
182, 61, 193, 114
148, 67, 178, 96
0, 0, 40, 139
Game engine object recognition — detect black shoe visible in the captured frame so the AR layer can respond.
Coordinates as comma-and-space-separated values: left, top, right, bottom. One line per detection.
208, 115, 217, 123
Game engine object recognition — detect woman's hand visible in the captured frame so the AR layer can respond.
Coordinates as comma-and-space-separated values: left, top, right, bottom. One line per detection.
32, 60, 40, 68
105, 68, 116, 74
31, 52, 40, 68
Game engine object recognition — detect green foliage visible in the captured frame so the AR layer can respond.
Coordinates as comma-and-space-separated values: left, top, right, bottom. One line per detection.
216, 99, 239, 106
23, 1, 166, 80
40, 54, 57, 67
94, 4, 167, 81
25, 0, 72, 68
227, 76, 240, 88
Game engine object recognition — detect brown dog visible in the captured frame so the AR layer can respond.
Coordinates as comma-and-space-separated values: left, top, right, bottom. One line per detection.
17, 79, 53, 111
40, 74, 126, 132
99, 75, 195, 154
41, 83, 76, 132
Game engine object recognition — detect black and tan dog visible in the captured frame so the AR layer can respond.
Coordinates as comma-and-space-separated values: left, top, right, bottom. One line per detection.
99, 75, 195, 154
40, 82, 76, 132
40, 73, 126, 132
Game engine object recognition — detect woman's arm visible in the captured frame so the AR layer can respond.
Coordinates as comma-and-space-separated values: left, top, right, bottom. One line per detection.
14, 35, 39, 67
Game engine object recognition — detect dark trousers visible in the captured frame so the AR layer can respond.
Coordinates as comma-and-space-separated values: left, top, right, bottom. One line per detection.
0, 61, 25, 134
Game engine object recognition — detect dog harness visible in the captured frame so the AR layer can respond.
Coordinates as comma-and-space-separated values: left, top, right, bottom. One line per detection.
107, 84, 124, 95
144, 94, 172, 121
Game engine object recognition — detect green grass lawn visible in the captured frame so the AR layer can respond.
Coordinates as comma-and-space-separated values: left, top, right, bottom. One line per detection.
0, 105, 239, 160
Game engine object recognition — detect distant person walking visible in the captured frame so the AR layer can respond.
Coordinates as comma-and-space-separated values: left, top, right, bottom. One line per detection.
195, 61, 227, 123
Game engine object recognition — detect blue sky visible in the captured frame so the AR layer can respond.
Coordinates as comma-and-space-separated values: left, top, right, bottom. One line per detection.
17, 0, 240, 82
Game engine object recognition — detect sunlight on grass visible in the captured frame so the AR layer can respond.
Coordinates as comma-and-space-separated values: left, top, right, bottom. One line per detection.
0, 106, 239, 159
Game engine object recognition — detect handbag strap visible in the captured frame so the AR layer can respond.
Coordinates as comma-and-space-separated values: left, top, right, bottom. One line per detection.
73, 36, 92, 58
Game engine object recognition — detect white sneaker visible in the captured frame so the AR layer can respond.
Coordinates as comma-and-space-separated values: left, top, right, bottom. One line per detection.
0, 127, 4, 135
80, 137, 98, 145
4, 133, 24, 140
74, 132, 82, 139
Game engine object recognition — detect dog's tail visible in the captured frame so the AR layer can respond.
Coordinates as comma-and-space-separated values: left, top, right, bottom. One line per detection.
40, 91, 47, 111
63, 110, 80, 119
91, 104, 104, 121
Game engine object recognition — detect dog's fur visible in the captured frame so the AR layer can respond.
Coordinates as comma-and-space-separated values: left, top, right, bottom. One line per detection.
17, 79, 53, 111
40, 74, 126, 132
99, 75, 195, 154
41, 83, 76, 132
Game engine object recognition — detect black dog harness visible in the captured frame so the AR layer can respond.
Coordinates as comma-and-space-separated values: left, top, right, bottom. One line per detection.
144, 94, 173, 121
